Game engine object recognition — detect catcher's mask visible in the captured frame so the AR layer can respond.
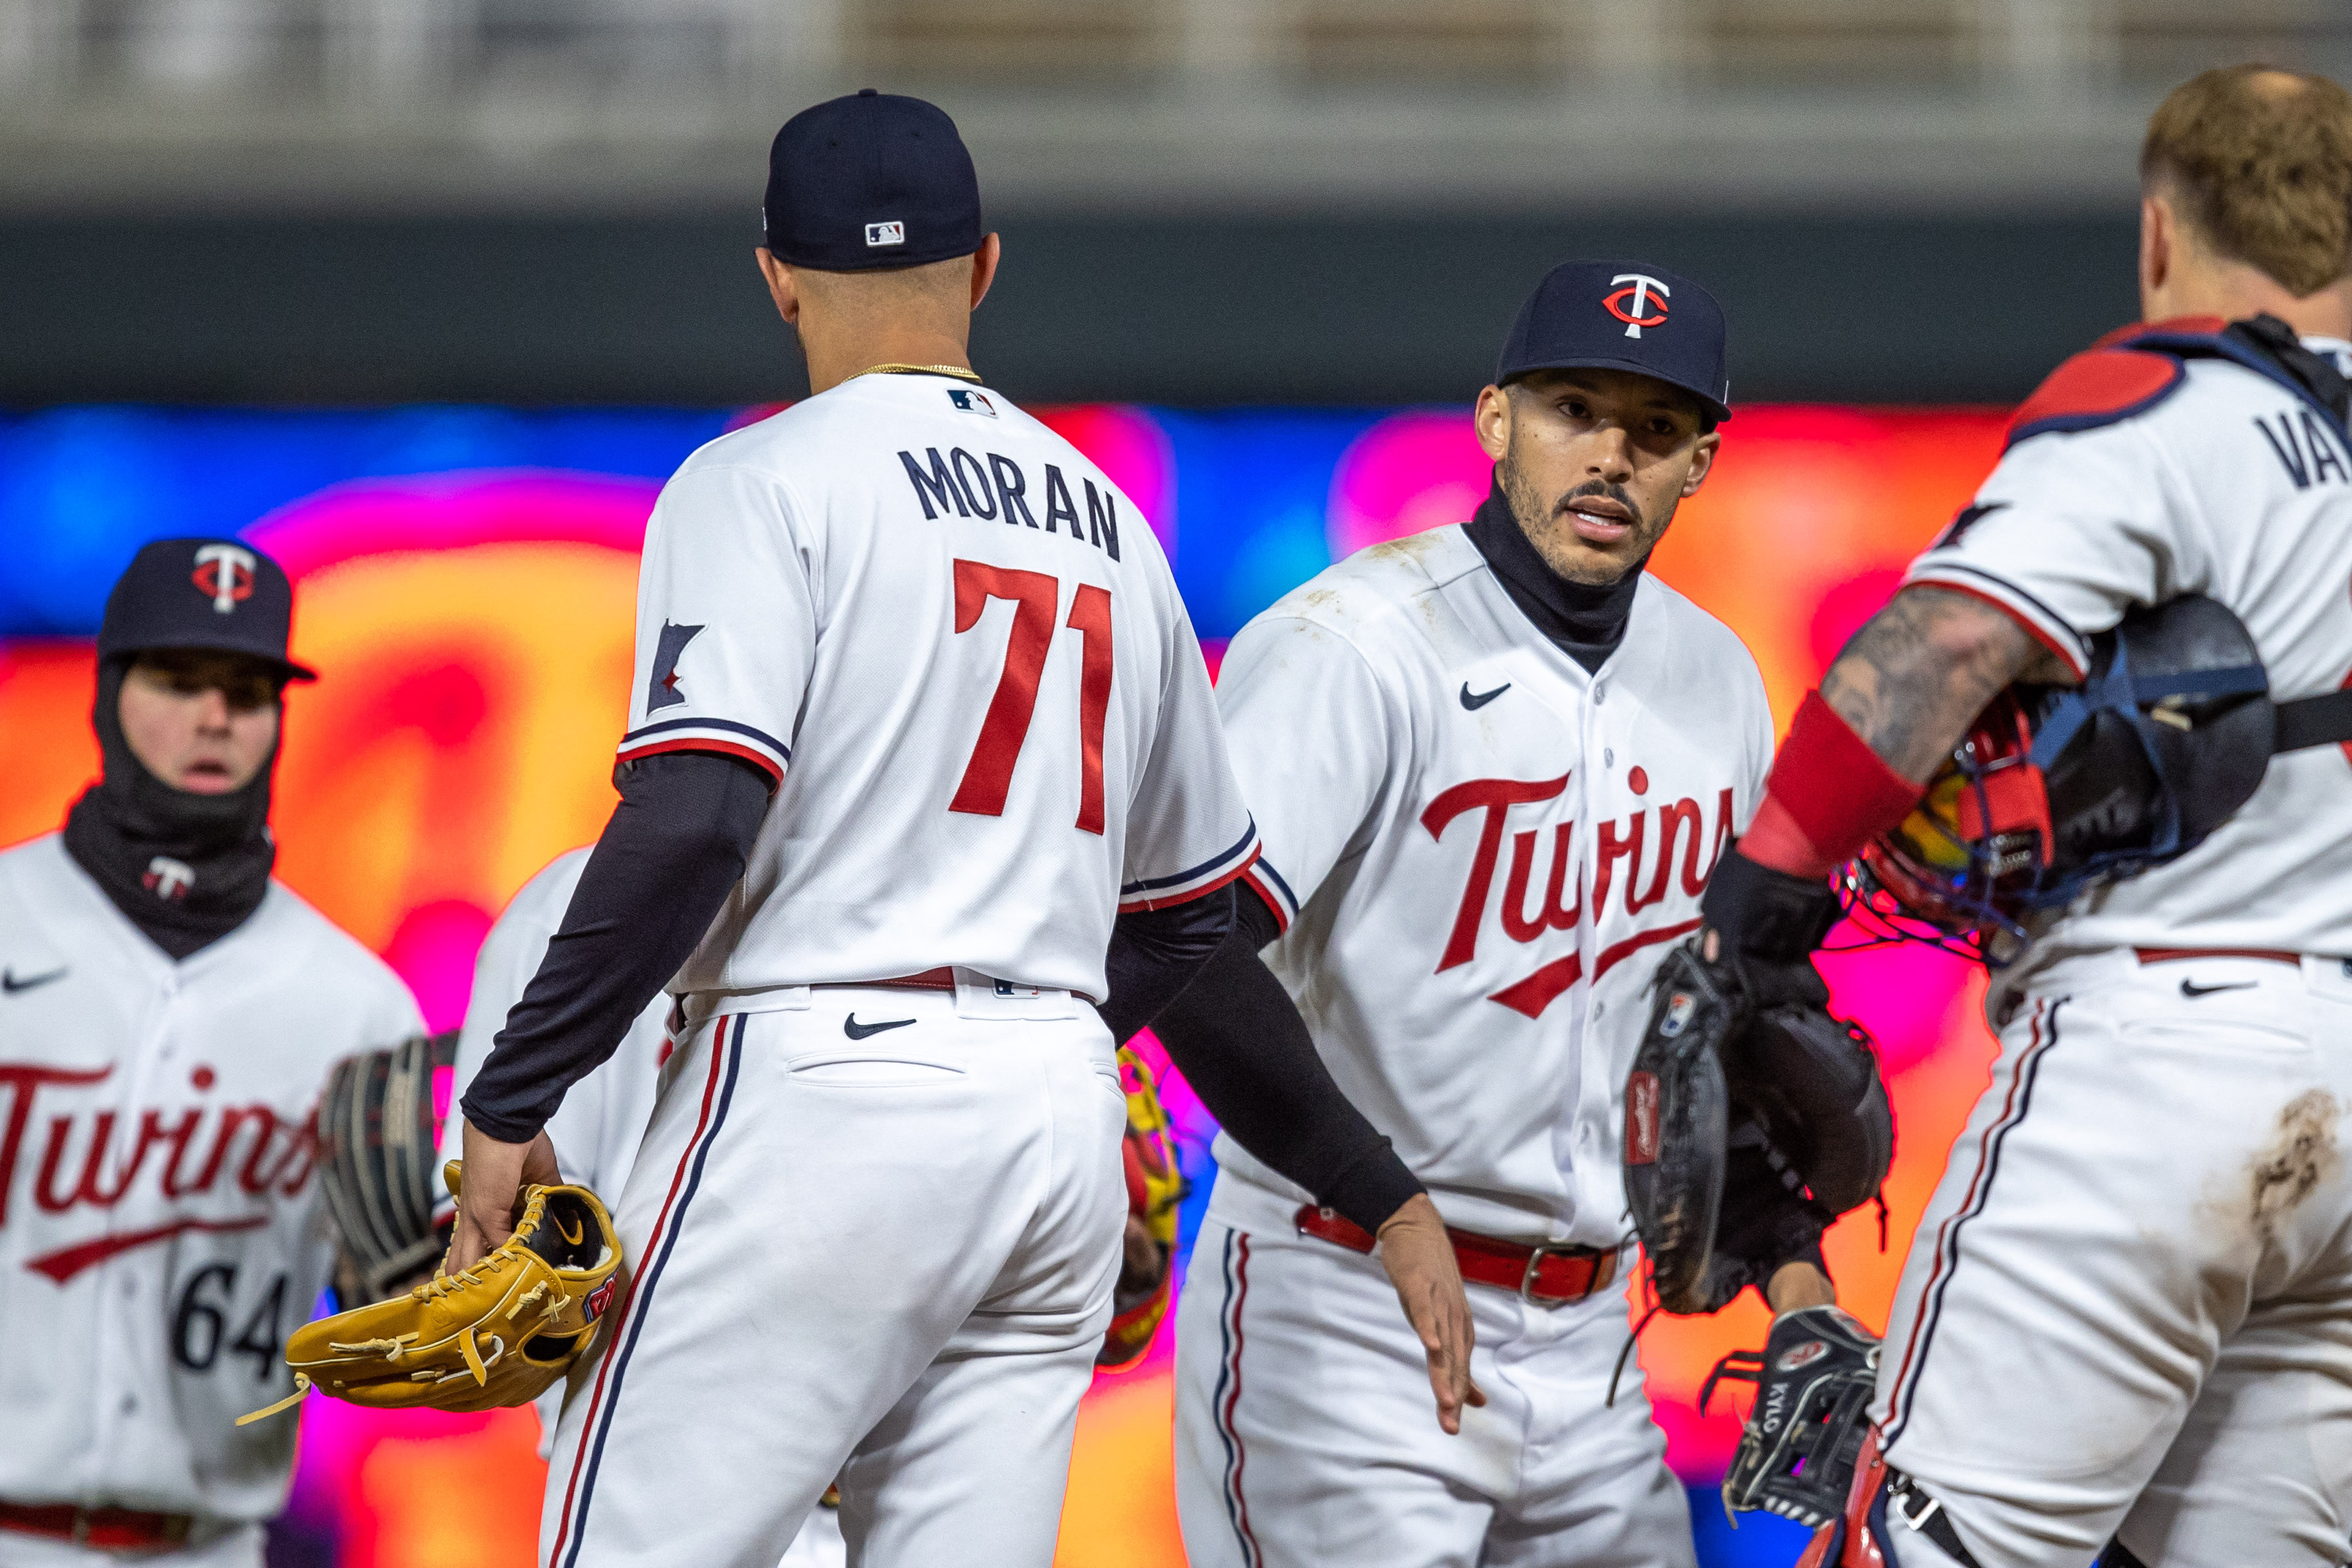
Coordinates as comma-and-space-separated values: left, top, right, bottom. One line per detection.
1844, 594, 2336, 959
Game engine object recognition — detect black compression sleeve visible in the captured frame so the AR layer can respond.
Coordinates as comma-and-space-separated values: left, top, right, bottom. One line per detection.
1149, 886, 1425, 1235
1099, 885, 1238, 1046
461, 752, 772, 1143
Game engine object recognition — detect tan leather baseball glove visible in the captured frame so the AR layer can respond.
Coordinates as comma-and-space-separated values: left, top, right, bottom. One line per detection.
240, 1160, 619, 1423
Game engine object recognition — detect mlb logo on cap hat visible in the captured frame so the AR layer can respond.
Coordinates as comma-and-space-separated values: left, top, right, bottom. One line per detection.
766, 91, 983, 272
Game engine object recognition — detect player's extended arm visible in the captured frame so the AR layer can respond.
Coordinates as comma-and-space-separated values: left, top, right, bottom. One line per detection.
1737, 586, 2053, 882
1151, 890, 1484, 1435
451, 751, 772, 1271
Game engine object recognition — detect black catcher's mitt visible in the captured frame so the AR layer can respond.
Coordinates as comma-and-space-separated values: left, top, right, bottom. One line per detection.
1706, 1304, 1883, 1527
1624, 943, 1734, 1313
318, 1031, 459, 1302
1624, 939, 1894, 1315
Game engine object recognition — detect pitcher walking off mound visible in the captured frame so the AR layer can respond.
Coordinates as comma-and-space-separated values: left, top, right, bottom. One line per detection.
443, 92, 1469, 1568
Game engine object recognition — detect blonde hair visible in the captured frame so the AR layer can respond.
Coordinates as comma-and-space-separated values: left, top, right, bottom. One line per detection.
2142, 64, 2352, 297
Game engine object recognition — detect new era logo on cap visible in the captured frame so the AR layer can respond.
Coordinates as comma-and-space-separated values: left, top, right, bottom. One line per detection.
1603, 274, 1670, 339
866, 220, 906, 248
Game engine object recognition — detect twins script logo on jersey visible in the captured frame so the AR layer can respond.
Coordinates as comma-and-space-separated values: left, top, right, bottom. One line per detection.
1603, 274, 1670, 339
1422, 772, 1734, 1017
0, 1060, 318, 1283
144, 856, 196, 901
191, 543, 258, 613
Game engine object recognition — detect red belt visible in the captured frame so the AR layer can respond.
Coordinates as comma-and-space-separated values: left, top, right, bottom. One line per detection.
2135, 947, 2302, 966
817, 968, 959, 991
1294, 1205, 1617, 1306
0, 1501, 196, 1550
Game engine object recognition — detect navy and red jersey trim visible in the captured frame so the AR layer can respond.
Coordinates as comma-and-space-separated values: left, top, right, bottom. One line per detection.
1903, 563, 2092, 678
1240, 856, 1299, 934
615, 716, 790, 787
1119, 819, 1262, 913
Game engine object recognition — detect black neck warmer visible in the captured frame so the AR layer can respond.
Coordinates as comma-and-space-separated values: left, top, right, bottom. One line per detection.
1462, 472, 1645, 675
61, 659, 278, 960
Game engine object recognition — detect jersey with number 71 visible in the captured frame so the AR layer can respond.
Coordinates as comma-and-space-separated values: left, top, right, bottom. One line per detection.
616, 375, 1261, 1002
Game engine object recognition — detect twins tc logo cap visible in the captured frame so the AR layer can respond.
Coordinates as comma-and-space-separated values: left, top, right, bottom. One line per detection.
1495, 259, 1732, 423
96, 537, 318, 682
764, 90, 983, 272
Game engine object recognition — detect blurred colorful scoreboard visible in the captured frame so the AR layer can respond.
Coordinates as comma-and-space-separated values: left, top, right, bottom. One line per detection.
1, 400, 2012, 1567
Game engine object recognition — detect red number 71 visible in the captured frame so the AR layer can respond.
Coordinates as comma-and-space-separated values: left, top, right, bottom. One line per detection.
947, 560, 1113, 835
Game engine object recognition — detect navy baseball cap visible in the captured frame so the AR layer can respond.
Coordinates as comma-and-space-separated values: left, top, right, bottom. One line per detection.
763, 90, 983, 272
96, 538, 316, 682
1496, 260, 1732, 423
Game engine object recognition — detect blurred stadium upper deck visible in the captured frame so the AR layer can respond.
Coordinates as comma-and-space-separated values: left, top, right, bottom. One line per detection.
6, 0, 2347, 212
3, 2, 2347, 405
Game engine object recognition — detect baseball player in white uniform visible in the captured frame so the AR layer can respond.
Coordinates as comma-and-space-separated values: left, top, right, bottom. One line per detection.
1701, 65, 2352, 1568
1155, 261, 1840, 1567
442, 92, 1472, 1568
0, 540, 422, 1567
436, 848, 845, 1568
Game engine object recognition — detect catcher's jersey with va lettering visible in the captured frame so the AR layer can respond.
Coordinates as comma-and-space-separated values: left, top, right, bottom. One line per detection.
1907, 334, 2352, 966
0, 835, 422, 1522
617, 373, 1257, 1004
1207, 526, 1773, 1246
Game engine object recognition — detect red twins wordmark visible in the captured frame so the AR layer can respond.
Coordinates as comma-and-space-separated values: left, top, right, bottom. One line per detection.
0, 1062, 314, 1279
1421, 777, 1735, 1016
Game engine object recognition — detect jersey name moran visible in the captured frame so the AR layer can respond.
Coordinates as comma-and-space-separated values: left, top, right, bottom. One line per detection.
897, 446, 1127, 558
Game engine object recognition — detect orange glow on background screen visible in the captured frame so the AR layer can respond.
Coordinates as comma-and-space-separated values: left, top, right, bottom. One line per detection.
1, 402, 2011, 1567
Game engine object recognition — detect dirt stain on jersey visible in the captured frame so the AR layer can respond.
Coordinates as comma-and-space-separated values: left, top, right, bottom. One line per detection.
2250, 1089, 2341, 1245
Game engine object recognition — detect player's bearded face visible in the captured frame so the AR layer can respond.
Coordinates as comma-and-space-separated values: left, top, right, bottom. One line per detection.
1491, 370, 1717, 587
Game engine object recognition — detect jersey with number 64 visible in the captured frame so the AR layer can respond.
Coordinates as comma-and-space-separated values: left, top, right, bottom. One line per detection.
0, 835, 423, 1522
619, 375, 1258, 1001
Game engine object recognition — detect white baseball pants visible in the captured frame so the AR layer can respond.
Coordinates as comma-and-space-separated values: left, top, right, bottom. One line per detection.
1875, 950, 2352, 1568
1173, 1205, 1694, 1568
538, 985, 1128, 1568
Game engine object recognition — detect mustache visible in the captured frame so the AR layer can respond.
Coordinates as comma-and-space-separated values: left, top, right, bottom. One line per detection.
1553, 479, 1644, 531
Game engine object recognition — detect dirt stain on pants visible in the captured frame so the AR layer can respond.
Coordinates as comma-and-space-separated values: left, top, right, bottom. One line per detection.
2251, 1089, 2342, 1246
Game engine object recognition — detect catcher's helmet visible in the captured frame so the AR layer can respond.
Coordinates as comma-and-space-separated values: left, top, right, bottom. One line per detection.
1846, 594, 2273, 958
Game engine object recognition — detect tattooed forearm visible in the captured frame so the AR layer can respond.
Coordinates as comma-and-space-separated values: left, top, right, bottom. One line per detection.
1820, 587, 2055, 783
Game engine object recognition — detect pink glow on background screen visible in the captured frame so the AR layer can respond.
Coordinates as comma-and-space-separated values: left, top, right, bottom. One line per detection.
0, 401, 2011, 1567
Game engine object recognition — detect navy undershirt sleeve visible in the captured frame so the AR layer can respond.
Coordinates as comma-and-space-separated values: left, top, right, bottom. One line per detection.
1098, 884, 1238, 1046
1147, 886, 1425, 1235
461, 751, 771, 1144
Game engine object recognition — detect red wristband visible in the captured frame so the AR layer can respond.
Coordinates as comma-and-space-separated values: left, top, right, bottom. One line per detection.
1752, 691, 1923, 877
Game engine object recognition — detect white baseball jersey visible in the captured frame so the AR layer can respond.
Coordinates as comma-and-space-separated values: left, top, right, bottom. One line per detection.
1206, 525, 1773, 1247
437, 850, 669, 1223
0, 835, 421, 1527
438, 850, 845, 1568
1907, 333, 2352, 966
615, 373, 1258, 1004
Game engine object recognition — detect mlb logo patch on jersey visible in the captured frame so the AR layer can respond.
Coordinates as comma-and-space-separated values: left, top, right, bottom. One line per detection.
993, 978, 1041, 999
948, 388, 999, 417
865, 220, 906, 249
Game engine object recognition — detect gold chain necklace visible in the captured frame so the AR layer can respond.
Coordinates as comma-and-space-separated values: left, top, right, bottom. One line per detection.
858, 363, 983, 384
